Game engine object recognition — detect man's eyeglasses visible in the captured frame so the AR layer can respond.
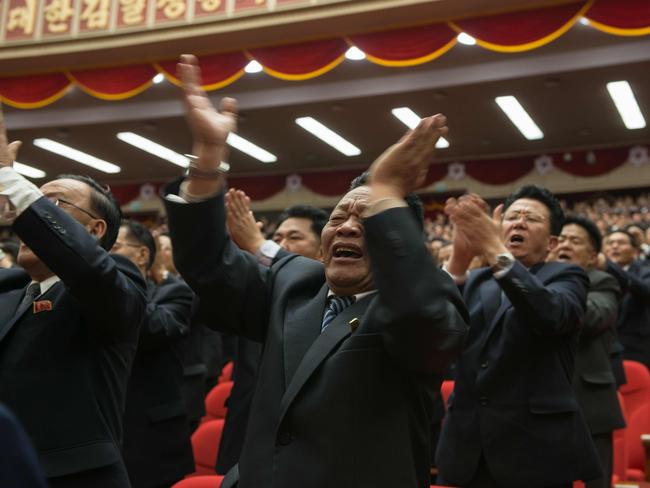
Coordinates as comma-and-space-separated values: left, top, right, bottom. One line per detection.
47, 196, 99, 220
502, 209, 546, 224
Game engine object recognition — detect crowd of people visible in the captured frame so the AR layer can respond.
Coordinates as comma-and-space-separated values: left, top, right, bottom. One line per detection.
0, 53, 649, 488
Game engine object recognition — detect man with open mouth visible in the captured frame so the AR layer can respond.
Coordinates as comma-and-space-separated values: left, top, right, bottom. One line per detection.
437, 185, 601, 488
162, 54, 468, 488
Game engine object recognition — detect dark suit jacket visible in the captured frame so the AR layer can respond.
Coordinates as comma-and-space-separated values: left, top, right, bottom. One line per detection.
606, 260, 650, 369
217, 247, 290, 474
165, 187, 468, 488
436, 260, 601, 487
123, 275, 195, 487
0, 197, 146, 480
0, 403, 48, 488
573, 269, 626, 435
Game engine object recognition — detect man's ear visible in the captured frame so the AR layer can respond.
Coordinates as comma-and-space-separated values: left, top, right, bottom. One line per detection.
88, 219, 107, 241
547, 235, 559, 251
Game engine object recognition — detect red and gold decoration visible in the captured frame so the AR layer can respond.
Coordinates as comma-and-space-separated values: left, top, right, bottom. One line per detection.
1, 0, 649, 108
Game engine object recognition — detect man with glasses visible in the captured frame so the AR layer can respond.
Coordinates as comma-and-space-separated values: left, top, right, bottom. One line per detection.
0, 106, 147, 487
437, 186, 600, 487
112, 220, 194, 488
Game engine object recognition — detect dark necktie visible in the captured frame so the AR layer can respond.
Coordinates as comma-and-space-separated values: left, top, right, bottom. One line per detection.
321, 295, 355, 332
17, 282, 41, 316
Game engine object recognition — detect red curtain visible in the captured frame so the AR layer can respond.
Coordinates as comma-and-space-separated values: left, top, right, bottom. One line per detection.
68, 64, 157, 100
247, 38, 348, 80
451, 2, 589, 52
554, 148, 628, 176
0, 72, 71, 109
2, 0, 649, 108
348, 23, 456, 66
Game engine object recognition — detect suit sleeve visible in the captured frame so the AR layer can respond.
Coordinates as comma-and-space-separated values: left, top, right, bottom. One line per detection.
498, 261, 588, 336
582, 272, 620, 338
139, 279, 193, 350
11, 197, 147, 342
163, 181, 270, 343
363, 207, 468, 375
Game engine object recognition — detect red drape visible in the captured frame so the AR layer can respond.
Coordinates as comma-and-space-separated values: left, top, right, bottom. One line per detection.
0, 72, 71, 109
155, 51, 249, 89
247, 38, 348, 80
348, 23, 456, 66
68, 64, 157, 100
586, 0, 650, 34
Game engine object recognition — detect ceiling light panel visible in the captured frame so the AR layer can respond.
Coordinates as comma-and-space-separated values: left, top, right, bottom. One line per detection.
295, 117, 361, 156
494, 96, 544, 140
117, 132, 189, 167
607, 81, 646, 130
33, 138, 121, 174
391, 107, 450, 148
226, 133, 277, 163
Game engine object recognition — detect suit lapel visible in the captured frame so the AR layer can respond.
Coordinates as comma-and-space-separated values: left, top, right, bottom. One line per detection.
0, 286, 38, 343
479, 278, 502, 328
282, 284, 328, 388
277, 295, 372, 425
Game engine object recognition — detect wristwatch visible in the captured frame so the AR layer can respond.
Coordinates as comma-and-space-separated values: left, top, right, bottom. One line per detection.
491, 252, 515, 274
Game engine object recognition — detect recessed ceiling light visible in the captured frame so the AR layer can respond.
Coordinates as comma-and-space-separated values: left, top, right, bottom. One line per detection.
391, 107, 450, 148
153, 73, 165, 84
295, 117, 361, 156
226, 132, 277, 163
245, 60, 263, 74
14, 161, 46, 179
606, 81, 646, 130
579, 17, 590, 26
494, 96, 544, 140
456, 32, 476, 45
33, 138, 121, 174
345, 46, 366, 61
117, 132, 189, 167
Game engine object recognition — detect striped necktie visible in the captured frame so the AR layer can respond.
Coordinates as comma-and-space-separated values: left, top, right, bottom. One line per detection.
16, 282, 41, 316
321, 295, 355, 332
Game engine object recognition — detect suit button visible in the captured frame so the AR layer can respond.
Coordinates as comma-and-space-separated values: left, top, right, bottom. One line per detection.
479, 396, 488, 406
481, 361, 489, 369
276, 431, 293, 446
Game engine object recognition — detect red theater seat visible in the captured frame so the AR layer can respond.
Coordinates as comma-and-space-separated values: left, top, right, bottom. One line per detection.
173, 475, 224, 487
620, 361, 650, 419
190, 419, 224, 476
624, 403, 650, 481
203, 381, 233, 423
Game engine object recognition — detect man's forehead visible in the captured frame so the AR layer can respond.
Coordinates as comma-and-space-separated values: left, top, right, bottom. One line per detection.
40, 178, 89, 197
562, 223, 588, 238
276, 217, 312, 234
335, 186, 371, 208
508, 198, 549, 215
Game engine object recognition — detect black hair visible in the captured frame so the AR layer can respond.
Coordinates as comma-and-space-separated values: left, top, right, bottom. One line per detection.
503, 185, 564, 235
276, 205, 328, 240
56, 174, 122, 251
605, 229, 640, 249
563, 215, 602, 253
121, 219, 156, 269
349, 171, 425, 230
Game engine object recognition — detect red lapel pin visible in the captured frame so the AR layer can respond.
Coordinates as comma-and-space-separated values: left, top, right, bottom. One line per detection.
33, 301, 53, 314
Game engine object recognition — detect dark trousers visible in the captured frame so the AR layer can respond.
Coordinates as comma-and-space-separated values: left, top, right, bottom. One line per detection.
585, 432, 613, 488
439, 455, 572, 488
48, 463, 131, 488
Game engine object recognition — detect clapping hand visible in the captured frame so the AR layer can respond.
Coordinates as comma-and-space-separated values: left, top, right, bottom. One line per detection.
225, 188, 266, 253
0, 104, 22, 168
368, 114, 447, 199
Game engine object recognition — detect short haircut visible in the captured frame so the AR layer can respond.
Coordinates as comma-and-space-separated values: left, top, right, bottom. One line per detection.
121, 219, 156, 269
605, 229, 640, 249
56, 174, 122, 251
563, 215, 602, 253
277, 205, 328, 241
349, 172, 425, 230
503, 185, 564, 235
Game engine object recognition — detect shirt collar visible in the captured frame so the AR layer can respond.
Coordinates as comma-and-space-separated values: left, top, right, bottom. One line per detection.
33, 275, 61, 295
327, 289, 377, 301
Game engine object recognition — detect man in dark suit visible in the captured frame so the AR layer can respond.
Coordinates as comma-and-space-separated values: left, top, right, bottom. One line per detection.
112, 220, 195, 488
218, 190, 329, 474
551, 216, 625, 488
0, 403, 48, 487
0, 107, 147, 488
437, 187, 601, 488
603, 229, 650, 369
164, 54, 467, 488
